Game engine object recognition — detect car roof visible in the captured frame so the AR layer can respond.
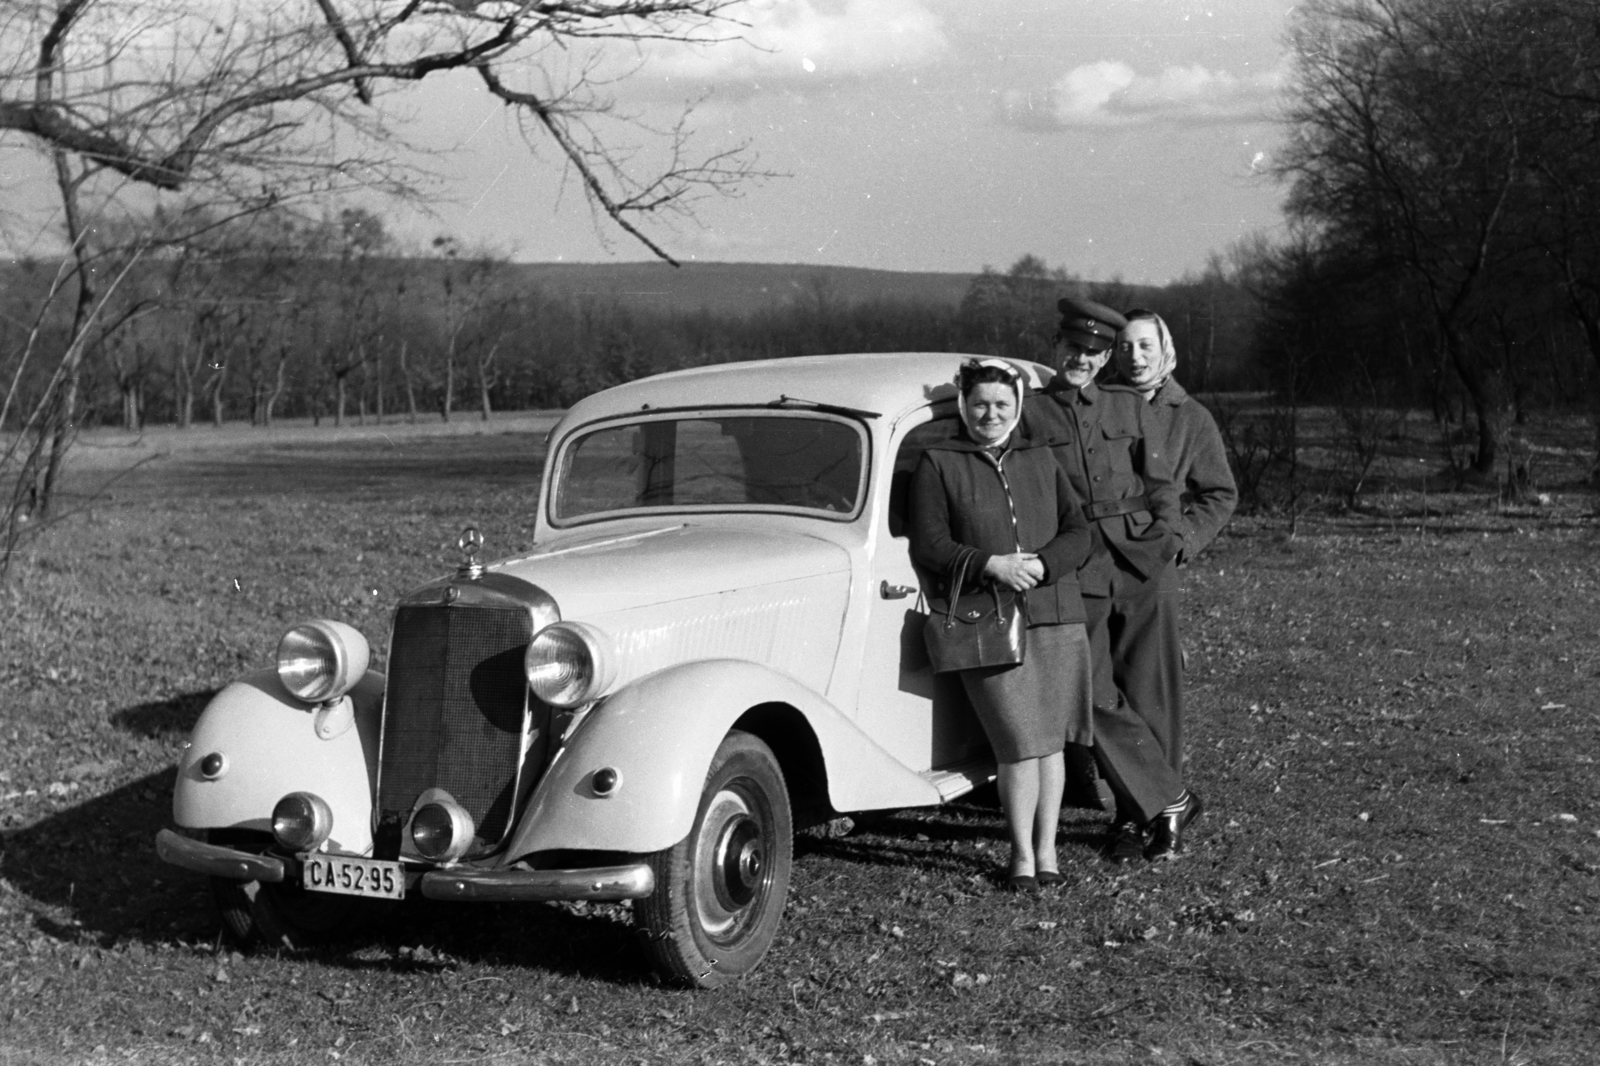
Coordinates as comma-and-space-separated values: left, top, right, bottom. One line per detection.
553, 352, 1053, 435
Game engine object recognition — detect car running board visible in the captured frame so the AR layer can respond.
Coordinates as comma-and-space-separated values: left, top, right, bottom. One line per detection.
920, 759, 998, 802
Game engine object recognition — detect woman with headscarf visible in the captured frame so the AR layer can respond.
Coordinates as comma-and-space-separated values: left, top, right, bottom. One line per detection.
1115, 310, 1237, 570
909, 359, 1094, 890
1104, 309, 1238, 857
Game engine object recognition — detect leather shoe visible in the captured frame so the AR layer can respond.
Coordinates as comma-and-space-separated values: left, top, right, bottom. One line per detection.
1036, 869, 1064, 887
1108, 822, 1147, 864
1006, 874, 1038, 892
1147, 792, 1204, 860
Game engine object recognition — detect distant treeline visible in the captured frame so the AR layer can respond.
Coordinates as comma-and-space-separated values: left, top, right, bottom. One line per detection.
0, 210, 1259, 433
4, 142, 1599, 487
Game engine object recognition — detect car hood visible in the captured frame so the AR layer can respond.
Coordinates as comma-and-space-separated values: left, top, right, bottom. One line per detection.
490, 523, 852, 620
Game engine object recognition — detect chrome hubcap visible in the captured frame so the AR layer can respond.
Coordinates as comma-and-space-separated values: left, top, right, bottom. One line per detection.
693, 784, 769, 943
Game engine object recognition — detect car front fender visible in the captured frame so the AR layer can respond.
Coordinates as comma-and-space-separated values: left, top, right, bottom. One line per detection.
505, 659, 942, 858
172, 667, 383, 854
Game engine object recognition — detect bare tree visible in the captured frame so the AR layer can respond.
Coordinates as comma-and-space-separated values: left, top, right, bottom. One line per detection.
1276, 0, 1600, 479
3, 1, 759, 260
0, 0, 765, 563
1278, 0, 1533, 477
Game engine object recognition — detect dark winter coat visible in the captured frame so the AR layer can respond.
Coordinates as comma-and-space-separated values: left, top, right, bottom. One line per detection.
908, 429, 1093, 625
1020, 379, 1182, 597
1141, 378, 1237, 563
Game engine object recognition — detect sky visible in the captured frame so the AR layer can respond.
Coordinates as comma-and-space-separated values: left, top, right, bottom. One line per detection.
1, 0, 1298, 284
387, 0, 1296, 282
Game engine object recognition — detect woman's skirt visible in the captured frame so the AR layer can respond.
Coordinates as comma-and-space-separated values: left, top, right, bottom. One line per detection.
959, 622, 1092, 762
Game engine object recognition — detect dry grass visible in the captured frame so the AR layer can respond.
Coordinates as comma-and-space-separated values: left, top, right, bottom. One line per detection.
1, 410, 1597, 1065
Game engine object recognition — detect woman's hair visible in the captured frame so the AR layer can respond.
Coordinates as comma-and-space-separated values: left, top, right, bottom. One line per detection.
957, 358, 1023, 399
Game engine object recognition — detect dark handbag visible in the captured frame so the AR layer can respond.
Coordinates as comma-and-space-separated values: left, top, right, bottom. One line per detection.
922, 547, 1027, 674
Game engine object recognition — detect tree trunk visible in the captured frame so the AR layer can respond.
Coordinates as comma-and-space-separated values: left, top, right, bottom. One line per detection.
35, 151, 96, 519
477, 341, 499, 421
441, 357, 454, 422
265, 355, 287, 427
1564, 300, 1600, 484
210, 367, 226, 428
399, 340, 418, 423
336, 373, 347, 427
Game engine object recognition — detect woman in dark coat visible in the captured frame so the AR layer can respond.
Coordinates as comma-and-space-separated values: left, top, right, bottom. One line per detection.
909, 359, 1094, 889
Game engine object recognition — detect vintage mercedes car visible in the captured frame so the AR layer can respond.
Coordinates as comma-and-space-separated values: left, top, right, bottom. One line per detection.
155, 352, 1053, 987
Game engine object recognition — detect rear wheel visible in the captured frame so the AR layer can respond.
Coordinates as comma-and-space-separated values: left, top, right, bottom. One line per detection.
206, 830, 363, 950
638, 731, 792, 988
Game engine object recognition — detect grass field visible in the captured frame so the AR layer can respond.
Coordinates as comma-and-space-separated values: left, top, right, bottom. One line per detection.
1, 410, 1598, 1065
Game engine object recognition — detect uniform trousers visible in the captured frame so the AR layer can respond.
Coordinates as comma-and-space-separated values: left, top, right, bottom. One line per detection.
1090, 558, 1184, 776
1082, 558, 1185, 824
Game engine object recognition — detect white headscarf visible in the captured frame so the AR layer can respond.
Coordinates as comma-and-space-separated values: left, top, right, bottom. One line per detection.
1118, 310, 1177, 397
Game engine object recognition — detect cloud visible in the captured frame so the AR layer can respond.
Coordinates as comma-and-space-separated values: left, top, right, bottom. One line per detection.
636, 0, 949, 88
1001, 60, 1285, 129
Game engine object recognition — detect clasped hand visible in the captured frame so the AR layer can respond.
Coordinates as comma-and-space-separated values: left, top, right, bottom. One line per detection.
982, 552, 1044, 591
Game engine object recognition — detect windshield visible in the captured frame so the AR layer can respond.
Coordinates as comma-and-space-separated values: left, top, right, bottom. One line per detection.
552, 412, 867, 524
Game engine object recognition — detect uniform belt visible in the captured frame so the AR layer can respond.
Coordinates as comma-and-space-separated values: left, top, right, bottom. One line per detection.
1083, 495, 1151, 520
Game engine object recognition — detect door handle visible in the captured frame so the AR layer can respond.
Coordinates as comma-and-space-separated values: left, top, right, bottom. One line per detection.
880, 581, 917, 600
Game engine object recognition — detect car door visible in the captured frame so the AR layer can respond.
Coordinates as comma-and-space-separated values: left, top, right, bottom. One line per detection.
851, 407, 988, 772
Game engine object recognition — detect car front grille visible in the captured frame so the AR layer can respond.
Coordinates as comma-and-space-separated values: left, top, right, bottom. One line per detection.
378, 602, 543, 853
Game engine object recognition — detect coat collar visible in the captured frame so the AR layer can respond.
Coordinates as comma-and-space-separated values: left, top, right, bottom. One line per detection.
1148, 377, 1189, 407
1042, 377, 1099, 405
926, 424, 1038, 454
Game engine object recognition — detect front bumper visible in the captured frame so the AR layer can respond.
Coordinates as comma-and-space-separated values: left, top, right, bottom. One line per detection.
420, 864, 654, 902
156, 828, 287, 882
155, 828, 655, 902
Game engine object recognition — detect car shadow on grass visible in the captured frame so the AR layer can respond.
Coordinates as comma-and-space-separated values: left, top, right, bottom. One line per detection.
1, 688, 228, 949
0, 766, 219, 949
2, 768, 664, 984
331, 898, 654, 985
109, 689, 216, 738
795, 801, 1112, 881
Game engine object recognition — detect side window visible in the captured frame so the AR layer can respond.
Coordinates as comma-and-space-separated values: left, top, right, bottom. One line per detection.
886, 415, 961, 538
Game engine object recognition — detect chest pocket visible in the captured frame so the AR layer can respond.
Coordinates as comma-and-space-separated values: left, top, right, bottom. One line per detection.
1095, 422, 1143, 481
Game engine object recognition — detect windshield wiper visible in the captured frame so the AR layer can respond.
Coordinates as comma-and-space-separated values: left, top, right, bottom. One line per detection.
769, 394, 880, 420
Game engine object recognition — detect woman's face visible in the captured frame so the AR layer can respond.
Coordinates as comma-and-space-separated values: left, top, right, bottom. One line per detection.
1115, 319, 1166, 390
963, 381, 1018, 445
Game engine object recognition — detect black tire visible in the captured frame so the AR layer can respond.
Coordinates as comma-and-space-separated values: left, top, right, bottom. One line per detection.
206, 830, 363, 950
638, 730, 793, 988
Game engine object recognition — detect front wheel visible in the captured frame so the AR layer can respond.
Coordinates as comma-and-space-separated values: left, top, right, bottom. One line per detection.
638, 730, 793, 988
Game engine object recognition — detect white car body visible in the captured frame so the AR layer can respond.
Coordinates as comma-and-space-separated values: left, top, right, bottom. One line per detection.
157, 351, 1052, 985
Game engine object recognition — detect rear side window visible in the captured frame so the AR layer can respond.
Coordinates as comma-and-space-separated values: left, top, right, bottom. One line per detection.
886, 414, 960, 538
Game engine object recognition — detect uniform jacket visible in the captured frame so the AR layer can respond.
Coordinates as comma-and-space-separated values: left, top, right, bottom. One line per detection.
1020, 379, 1181, 596
908, 430, 1093, 625
1142, 378, 1237, 562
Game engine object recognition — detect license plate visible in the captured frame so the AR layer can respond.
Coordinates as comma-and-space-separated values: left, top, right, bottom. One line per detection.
302, 854, 405, 900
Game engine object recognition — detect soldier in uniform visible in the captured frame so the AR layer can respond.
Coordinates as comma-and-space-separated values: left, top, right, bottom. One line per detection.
1022, 296, 1200, 862
1113, 309, 1238, 793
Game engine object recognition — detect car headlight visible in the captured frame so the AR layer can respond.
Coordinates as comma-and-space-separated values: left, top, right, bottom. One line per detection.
410, 798, 475, 863
276, 620, 369, 703
524, 621, 617, 708
272, 791, 334, 852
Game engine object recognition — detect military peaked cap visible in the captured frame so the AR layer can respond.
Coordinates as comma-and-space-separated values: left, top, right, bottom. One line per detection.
1056, 295, 1127, 353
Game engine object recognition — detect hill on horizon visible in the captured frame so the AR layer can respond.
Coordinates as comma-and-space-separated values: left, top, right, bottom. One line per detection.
506, 261, 979, 315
